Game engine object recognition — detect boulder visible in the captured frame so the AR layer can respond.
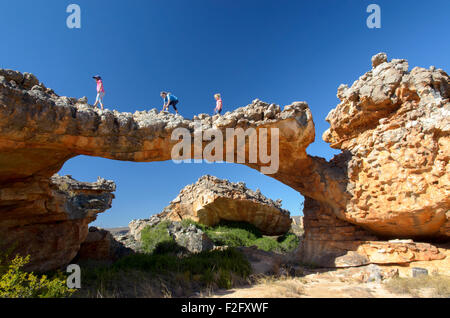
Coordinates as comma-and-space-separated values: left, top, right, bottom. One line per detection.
158, 175, 292, 235
0, 175, 115, 272
77, 226, 134, 261
167, 222, 214, 253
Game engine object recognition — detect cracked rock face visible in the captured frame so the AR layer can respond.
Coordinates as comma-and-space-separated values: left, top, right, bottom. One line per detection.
76, 227, 134, 262
298, 54, 449, 268
322, 55, 449, 239
0, 175, 115, 272
158, 175, 292, 235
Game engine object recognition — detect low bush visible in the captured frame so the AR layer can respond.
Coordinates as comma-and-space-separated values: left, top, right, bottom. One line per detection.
277, 233, 301, 252
140, 220, 175, 254
0, 255, 74, 298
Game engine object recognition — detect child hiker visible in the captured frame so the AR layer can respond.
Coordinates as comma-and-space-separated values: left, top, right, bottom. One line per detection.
160, 91, 179, 114
214, 93, 223, 115
93, 75, 105, 110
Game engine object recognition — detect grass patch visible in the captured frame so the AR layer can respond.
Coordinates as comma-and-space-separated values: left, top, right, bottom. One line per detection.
140, 220, 176, 254
185, 220, 300, 253
142, 219, 300, 253
385, 275, 450, 298
77, 248, 251, 297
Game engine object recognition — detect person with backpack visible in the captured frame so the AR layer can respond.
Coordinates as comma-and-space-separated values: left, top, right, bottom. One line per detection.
92, 75, 105, 110
160, 91, 179, 114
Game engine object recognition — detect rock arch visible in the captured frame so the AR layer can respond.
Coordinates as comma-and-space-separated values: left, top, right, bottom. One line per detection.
0, 53, 448, 271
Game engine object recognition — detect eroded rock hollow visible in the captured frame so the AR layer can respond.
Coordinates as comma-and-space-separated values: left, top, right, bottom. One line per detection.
0, 53, 448, 271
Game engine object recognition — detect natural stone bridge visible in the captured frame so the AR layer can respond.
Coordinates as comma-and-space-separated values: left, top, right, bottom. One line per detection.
0, 53, 448, 271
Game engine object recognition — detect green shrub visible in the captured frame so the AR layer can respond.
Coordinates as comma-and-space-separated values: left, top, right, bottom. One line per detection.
145, 219, 299, 253
206, 227, 257, 247
254, 237, 280, 252
180, 219, 207, 231
153, 240, 185, 255
215, 221, 262, 237
140, 220, 175, 254
277, 233, 300, 252
0, 255, 75, 298
189, 220, 300, 253
217, 269, 232, 289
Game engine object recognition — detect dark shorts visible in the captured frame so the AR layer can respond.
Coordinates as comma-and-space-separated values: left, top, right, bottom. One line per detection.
169, 100, 178, 111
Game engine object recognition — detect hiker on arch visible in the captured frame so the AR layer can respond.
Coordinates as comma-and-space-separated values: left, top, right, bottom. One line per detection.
92, 75, 105, 110
160, 91, 179, 114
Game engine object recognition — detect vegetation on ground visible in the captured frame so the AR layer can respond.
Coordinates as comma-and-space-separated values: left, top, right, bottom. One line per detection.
0, 218, 301, 298
0, 253, 75, 298
78, 248, 251, 297
140, 220, 182, 254
385, 274, 450, 298
179, 219, 300, 253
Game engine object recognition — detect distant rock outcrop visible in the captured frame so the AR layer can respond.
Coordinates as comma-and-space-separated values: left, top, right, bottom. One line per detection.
158, 175, 292, 235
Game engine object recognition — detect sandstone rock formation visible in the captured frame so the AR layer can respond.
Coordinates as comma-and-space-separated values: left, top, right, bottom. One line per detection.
322, 56, 449, 238
76, 226, 133, 261
0, 52, 448, 271
0, 174, 115, 271
158, 175, 292, 235
300, 53, 449, 267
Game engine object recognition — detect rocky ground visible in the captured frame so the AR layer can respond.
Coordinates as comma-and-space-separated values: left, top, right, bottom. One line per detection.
209, 253, 450, 298
211, 276, 407, 298
85, 222, 449, 298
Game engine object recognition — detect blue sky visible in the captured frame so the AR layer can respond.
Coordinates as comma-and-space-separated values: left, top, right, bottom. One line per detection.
1, 1, 449, 227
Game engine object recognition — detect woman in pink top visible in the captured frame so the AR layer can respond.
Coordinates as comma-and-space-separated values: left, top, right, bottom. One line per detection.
93, 75, 105, 110
214, 93, 223, 115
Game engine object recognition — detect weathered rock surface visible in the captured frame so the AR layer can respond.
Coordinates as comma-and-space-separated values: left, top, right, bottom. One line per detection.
112, 232, 141, 253
0, 53, 448, 270
0, 174, 115, 271
158, 175, 291, 235
236, 246, 288, 276
77, 226, 133, 261
167, 222, 215, 253
129, 216, 162, 241
322, 56, 449, 238
300, 54, 449, 267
